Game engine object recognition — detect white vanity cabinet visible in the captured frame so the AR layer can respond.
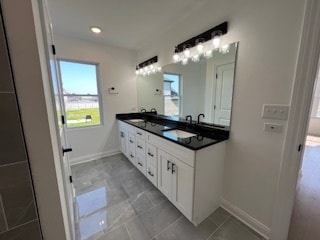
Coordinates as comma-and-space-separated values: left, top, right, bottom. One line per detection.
158, 149, 194, 220
146, 131, 226, 226
117, 120, 226, 226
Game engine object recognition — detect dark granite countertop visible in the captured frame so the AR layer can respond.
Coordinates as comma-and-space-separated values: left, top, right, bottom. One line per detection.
116, 113, 229, 150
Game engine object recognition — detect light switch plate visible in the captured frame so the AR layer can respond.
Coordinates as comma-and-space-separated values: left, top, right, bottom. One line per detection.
262, 104, 289, 120
264, 123, 283, 133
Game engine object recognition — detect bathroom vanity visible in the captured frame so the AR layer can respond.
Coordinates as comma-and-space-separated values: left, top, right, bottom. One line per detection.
116, 113, 229, 226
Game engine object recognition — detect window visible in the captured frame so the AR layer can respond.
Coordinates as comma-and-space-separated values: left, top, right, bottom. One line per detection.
163, 73, 180, 116
58, 60, 102, 128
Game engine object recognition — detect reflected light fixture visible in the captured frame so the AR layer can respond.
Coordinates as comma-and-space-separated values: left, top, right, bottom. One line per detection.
91, 26, 102, 34
135, 56, 162, 76
172, 22, 228, 65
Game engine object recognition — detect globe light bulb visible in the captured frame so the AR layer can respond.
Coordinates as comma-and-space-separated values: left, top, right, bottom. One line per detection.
173, 53, 179, 62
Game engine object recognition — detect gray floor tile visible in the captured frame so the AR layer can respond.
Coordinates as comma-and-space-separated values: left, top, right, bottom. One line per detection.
209, 217, 261, 240
154, 216, 204, 240
196, 217, 218, 239
126, 200, 182, 240
98, 224, 131, 240
72, 154, 264, 240
209, 207, 230, 226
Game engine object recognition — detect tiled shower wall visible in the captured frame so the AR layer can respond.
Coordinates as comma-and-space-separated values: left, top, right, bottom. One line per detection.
0, 9, 42, 240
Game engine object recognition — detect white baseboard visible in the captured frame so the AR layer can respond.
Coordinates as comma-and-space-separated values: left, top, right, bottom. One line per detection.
220, 197, 270, 239
69, 149, 121, 166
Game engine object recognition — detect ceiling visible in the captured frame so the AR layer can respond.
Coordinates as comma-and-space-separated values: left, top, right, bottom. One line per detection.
47, 0, 209, 52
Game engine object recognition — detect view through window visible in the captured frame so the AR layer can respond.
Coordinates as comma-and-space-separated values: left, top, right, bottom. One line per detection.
163, 73, 180, 116
58, 60, 102, 128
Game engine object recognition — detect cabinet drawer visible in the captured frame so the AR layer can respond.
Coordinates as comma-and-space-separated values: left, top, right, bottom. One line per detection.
128, 132, 135, 145
146, 143, 157, 166
136, 138, 146, 156
136, 128, 146, 139
146, 163, 157, 187
136, 154, 146, 176
127, 144, 136, 165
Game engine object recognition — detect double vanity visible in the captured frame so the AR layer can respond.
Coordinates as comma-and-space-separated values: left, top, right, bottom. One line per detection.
116, 112, 229, 226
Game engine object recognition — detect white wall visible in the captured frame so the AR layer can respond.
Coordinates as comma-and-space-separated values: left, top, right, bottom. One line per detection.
54, 35, 137, 164
137, 0, 306, 236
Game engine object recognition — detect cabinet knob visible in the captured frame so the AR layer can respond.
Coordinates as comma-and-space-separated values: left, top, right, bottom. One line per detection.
171, 163, 176, 174
167, 160, 171, 171
148, 171, 154, 177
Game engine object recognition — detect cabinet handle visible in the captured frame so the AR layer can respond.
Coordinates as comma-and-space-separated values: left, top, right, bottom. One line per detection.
138, 162, 143, 166
148, 152, 154, 157
171, 163, 176, 174
121, 132, 125, 138
167, 160, 171, 171
148, 171, 154, 177
138, 145, 142, 149
130, 140, 134, 143
137, 132, 142, 135
130, 154, 134, 158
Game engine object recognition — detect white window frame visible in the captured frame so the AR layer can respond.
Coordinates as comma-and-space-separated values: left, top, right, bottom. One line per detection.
57, 58, 103, 128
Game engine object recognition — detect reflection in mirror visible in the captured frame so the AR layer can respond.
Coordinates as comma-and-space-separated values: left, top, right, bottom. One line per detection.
137, 42, 238, 127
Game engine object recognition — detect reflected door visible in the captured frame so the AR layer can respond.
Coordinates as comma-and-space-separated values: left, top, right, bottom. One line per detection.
213, 62, 235, 126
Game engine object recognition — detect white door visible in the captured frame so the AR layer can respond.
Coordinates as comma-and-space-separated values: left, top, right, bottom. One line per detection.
213, 63, 235, 126
157, 150, 172, 199
41, 1, 75, 239
171, 158, 194, 220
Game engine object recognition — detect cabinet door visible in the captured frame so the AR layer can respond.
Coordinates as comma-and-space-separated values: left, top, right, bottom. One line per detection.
172, 159, 194, 220
119, 128, 127, 156
158, 150, 173, 199
146, 143, 157, 166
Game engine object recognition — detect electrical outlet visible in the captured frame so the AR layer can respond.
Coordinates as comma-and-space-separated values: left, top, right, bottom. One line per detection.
262, 104, 289, 120
264, 123, 283, 133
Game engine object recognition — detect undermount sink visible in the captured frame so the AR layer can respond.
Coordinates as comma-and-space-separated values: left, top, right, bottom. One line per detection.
163, 129, 196, 138
128, 119, 145, 123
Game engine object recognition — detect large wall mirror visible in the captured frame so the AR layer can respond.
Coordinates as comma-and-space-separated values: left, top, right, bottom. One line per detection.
137, 42, 238, 127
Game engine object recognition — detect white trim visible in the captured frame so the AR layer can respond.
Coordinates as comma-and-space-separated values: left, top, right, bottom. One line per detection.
220, 198, 270, 239
69, 149, 121, 165
271, 0, 320, 239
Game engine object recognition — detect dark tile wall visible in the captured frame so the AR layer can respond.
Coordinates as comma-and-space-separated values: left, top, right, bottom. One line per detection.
0, 9, 42, 240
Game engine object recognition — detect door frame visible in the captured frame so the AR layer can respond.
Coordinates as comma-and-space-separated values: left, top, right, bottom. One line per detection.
271, 0, 320, 239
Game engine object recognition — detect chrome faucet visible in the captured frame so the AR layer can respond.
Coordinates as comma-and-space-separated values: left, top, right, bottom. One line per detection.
197, 113, 205, 124
186, 115, 192, 124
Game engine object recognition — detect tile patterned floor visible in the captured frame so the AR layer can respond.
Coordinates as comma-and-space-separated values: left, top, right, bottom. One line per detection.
71, 154, 265, 240
287, 136, 320, 240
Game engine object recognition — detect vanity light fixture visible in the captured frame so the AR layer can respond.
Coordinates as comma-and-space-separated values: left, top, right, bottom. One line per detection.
91, 26, 102, 34
172, 22, 228, 64
135, 56, 162, 76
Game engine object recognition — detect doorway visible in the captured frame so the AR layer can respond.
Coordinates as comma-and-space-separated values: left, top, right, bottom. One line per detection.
287, 68, 320, 239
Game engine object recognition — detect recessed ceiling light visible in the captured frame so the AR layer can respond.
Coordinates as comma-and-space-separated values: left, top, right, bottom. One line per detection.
91, 26, 102, 34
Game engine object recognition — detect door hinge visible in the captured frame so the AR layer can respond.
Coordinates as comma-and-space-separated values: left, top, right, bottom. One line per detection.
69, 175, 73, 183
298, 144, 303, 152
216, 73, 218, 79
51, 45, 56, 55
61, 115, 65, 125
